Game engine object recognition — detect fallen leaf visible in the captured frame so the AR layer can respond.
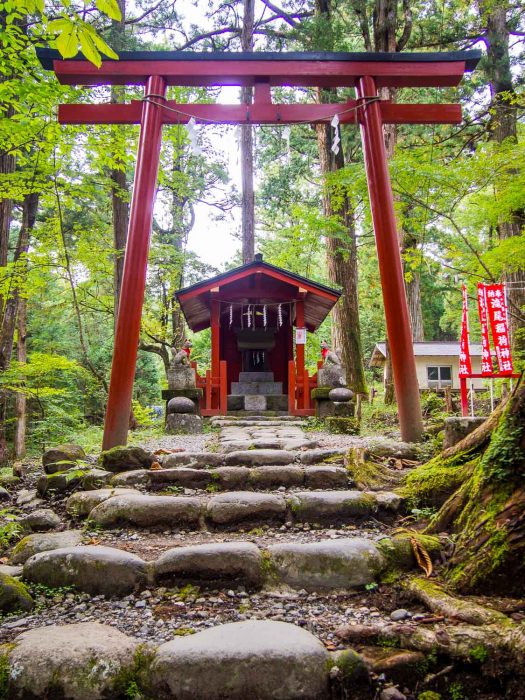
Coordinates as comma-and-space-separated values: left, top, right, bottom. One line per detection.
150, 461, 162, 470
410, 537, 433, 577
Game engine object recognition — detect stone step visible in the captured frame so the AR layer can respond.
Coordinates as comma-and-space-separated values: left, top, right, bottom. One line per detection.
21, 536, 395, 595
227, 394, 289, 412
211, 417, 304, 427
230, 381, 283, 395
238, 371, 275, 381
155, 447, 343, 470
107, 465, 350, 491
218, 437, 317, 452
1, 620, 345, 699
68, 489, 402, 530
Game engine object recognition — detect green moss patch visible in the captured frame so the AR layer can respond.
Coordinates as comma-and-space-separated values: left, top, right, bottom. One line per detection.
325, 417, 360, 435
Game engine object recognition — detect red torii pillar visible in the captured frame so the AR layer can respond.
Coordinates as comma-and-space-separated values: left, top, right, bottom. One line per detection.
37, 49, 480, 448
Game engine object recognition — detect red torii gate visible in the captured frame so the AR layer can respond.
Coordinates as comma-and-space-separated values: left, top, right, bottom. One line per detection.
37, 49, 481, 449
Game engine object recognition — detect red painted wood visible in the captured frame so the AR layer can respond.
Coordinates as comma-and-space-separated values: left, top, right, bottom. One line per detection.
178, 266, 339, 303
356, 75, 424, 443
219, 361, 228, 415
303, 369, 310, 410
288, 360, 296, 414
58, 100, 461, 126
460, 377, 469, 417
211, 299, 220, 409
205, 369, 212, 410
53, 58, 466, 89
102, 75, 167, 450
460, 373, 520, 379
295, 299, 305, 409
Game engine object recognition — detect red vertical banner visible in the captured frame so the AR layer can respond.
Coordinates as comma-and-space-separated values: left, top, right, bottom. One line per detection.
477, 284, 493, 376
484, 283, 514, 375
459, 284, 472, 377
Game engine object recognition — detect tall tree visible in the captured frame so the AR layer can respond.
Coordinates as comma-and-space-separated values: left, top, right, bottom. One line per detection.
478, 0, 525, 358
313, 0, 367, 394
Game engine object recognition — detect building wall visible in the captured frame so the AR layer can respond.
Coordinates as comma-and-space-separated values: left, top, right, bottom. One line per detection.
382, 355, 486, 390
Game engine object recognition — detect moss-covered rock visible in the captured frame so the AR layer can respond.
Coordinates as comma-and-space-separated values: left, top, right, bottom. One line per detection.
42, 443, 86, 474
0, 572, 33, 613
36, 467, 90, 496
7, 622, 141, 700
402, 451, 477, 507
325, 417, 360, 435
311, 386, 332, 400
99, 445, 155, 473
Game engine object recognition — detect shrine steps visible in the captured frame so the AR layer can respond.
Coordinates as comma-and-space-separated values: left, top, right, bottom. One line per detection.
64, 489, 402, 530
228, 370, 289, 411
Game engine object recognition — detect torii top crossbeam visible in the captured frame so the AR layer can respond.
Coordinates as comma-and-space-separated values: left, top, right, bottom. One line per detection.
37, 49, 480, 449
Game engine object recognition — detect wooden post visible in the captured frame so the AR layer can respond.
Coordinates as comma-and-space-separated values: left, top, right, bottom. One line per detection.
356, 75, 424, 443
288, 360, 296, 414
295, 297, 305, 408
303, 369, 310, 410
460, 377, 469, 416
219, 360, 228, 414
102, 75, 167, 450
211, 295, 220, 409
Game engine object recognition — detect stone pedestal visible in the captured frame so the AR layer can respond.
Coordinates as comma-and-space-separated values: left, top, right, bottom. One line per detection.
162, 389, 203, 417
166, 414, 203, 435
316, 400, 355, 419
443, 416, 486, 449
317, 366, 346, 388
167, 366, 196, 390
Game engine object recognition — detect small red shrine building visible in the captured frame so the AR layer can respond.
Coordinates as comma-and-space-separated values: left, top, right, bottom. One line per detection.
176, 254, 341, 416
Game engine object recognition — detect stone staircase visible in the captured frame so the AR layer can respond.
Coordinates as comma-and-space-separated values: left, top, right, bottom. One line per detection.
1, 415, 427, 699
227, 371, 288, 412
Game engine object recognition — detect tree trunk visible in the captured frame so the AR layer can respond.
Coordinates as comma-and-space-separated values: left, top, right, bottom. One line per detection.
240, 0, 255, 264
383, 340, 395, 404
479, 0, 525, 357
316, 121, 367, 394
414, 379, 525, 595
0, 192, 38, 465
109, 0, 129, 327
14, 295, 26, 459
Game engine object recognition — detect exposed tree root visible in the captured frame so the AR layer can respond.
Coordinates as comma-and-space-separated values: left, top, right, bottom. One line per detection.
406, 577, 509, 626
335, 618, 525, 676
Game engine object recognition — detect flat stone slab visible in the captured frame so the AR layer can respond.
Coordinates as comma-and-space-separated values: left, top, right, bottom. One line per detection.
23, 546, 148, 596
154, 542, 263, 587
110, 469, 151, 486
248, 465, 304, 489
7, 622, 139, 700
10, 530, 84, 565
150, 620, 329, 700
365, 438, 423, 460
162, 452, 222, 469
304, 466, 349, 489
66, 488, 141, 518
88, 495, 202, 528
210, 467, 250, 489
375, 491, 403, 511
299, 448, 346, 465
149, 467, 212, 489
225, 449, 296, 466
289, 491, 378, 521
268, 538, 384, 590
207, 492, 286, 525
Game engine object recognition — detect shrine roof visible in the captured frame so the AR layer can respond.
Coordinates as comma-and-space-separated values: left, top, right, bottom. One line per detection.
176, 255, 341, 333
36, 49, 481, 88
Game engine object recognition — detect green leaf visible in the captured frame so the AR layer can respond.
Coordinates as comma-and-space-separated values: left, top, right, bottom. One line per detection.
78, 26, 102, 68
47, 18, 72, 33
55, 23, 79, 58
95, 0, 122, 21
89, 29, 119, 60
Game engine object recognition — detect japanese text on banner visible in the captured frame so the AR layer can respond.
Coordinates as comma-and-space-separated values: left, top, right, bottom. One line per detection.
459, 284, 472, 377
477, 284, 493, 376
483, 283, 514, 375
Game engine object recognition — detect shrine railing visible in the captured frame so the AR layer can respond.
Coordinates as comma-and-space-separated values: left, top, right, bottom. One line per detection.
191, 360, 228, 416
288, 360, 316, 417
